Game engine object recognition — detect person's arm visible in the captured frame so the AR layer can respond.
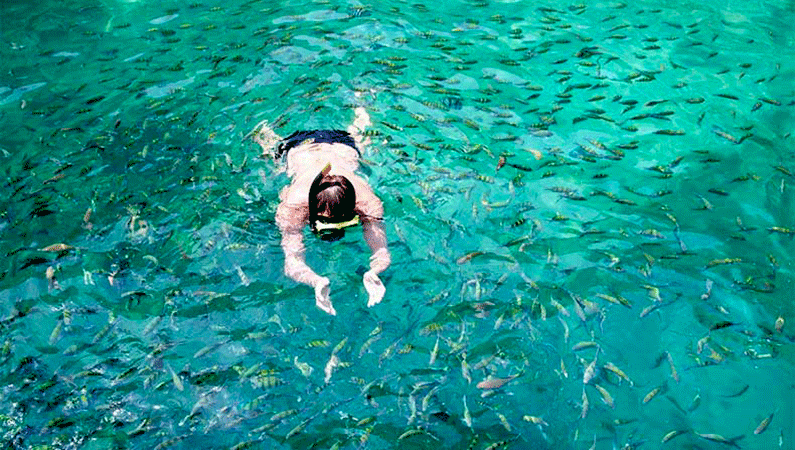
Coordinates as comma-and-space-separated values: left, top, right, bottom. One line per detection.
362, 219, 390, 275
277, 201, 336, 315
358, 191, 391, 307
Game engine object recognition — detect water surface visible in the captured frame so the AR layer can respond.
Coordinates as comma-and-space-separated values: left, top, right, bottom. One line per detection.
1, 0, 794, 448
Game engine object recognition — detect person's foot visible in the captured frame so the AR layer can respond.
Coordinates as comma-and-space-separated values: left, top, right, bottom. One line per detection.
250, 119, 280, 158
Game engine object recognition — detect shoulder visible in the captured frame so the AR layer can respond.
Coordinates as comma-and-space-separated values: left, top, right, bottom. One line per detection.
276, 185, 309, 230
281, 173, 314, 202
351, 177, 384, 220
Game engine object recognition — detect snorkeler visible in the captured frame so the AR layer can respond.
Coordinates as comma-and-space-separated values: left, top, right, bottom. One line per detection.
251, 107, 390, 316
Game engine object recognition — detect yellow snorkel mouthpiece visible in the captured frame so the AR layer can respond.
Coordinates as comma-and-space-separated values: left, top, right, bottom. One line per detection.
314, 215, 360, 232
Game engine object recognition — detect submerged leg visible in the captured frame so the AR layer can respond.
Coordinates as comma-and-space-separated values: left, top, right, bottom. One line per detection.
348, 105, 372, 152
249, 119, 282, 159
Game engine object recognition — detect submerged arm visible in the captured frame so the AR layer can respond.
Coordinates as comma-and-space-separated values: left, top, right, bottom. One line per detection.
280, 227, 322, 287
359, 190, 390, 306
362, 219, 391, 275
277, 202, 335, 315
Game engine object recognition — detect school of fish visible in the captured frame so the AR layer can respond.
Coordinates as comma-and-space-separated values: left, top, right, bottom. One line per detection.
0, 0, 792, 449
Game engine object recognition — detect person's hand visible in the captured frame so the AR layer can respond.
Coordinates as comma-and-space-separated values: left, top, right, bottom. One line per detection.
313, 277, 336, 315
363, 270, 385, 307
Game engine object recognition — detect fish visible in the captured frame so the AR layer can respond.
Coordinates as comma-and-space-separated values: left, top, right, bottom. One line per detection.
49, 320, 64, 345
655, 129, 685, 136
379, 340, 399, 366
694, 432, 742, 447
775, 316, 784, 333
696, 195, 714, 210
666, 352, 679, 383
572, 297, 587, 322
92, 313, 116, 345
550, 298, 569, 316
166, 362, 184, 391
236, 265, 250, 286
293, 357, 313, 377
324, 354, 339, 384
496, 412, 511, 432
760, 97, 781, 106
572, 341, 598, 351
457, 251, 484, 264
523, 415, 548, 426
640, 229, 665, 239
754, 412, 774, 435
603, 362, 633, 385
240, 363, 261, 380
582, 356, 598, 384
193, 339, 228, 359
484, 440, 509, 450
46, 266, 59, 291
580, 387, 589, 419
421, 385, 439, 411
768, 226, 795, 236
332, 337, 347, 355
701, 279, 714, 300
595, 293, 631, 308
688, 393, 701, 412
710, 321, 737, 332
527, 148, 543, 160
407, 393, 417, 424
40, 243, 74, 252
643, 385, 664, 404
429, 336, 440, 365
269, 408, 299, 426
707, 258, 742, 268
153, 435, 188, 450
640, 302, 662, 318
476, 372, 520, 390
307, 339, 331, 348
642, 285, 662, 302
559, 317, 570, 343
662, 430, 688, 443
593, 384, 614, 408
461, 356, 472, 383
462, 395, 472, 428
398, 428, 437, 441
285, 419, 309, 440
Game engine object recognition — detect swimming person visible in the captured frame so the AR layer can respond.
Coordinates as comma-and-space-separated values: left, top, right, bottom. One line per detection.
251, 107, 391, 316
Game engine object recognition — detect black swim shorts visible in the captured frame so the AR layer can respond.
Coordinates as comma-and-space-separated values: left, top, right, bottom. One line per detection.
276, 129, 360, 160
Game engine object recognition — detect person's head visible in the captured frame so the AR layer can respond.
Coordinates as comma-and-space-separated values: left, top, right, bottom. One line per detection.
309, 164, 358, 240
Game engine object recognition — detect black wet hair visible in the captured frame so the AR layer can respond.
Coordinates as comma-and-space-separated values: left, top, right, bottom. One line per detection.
308, 168, 357, 234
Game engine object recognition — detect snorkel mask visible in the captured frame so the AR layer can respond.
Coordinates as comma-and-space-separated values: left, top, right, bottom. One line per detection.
314, 215, 360, 241
308, 163, 359, 242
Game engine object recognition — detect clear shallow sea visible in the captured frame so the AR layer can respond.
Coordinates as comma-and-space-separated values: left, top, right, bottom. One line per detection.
1, 0, 794, 448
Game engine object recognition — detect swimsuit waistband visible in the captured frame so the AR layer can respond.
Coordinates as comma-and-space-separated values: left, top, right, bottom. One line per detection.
276, 129, 360, 160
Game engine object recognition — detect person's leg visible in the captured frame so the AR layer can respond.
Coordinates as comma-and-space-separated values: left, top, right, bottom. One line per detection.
249, 119, 282, 159
347, 107, 371, 151
347, 106, 372, 152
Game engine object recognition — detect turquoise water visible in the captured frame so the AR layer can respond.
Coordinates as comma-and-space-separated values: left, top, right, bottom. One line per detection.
1, 0, 794, 448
